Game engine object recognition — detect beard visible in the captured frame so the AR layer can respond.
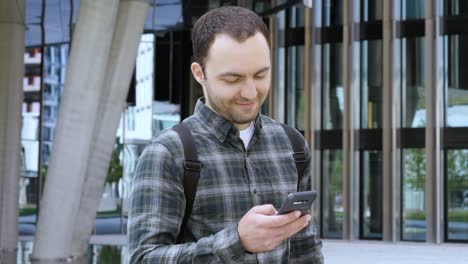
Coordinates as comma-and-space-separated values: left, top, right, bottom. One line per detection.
205, 92, 266, 126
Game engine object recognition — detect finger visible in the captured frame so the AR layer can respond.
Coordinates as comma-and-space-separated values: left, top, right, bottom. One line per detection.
262, 210, 302, 228
250, 204, 277, 216
275, 214, 312, 240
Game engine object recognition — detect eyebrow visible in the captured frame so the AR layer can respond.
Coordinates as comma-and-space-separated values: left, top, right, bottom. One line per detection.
217, 67, 270, 78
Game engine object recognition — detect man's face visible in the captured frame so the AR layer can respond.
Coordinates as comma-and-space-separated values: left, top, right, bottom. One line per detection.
191, 32, 271, 130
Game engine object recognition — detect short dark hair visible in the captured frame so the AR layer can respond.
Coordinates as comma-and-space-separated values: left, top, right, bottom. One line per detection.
191, 6, 270, 70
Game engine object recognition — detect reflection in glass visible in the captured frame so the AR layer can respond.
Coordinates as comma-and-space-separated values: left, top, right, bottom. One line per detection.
288, 6, 304, 28
323, 43, 343, 130
445, 0, 468, 16
361, 40, 383, 129
322, 150, 343, 238
446, 149, 468, 241
90, 245, 127, 264
362, 0, 383, 21
402, 37, 425, 128
402, 0, 425, 19
274, 10, 286, 123
323, 0, 343, 26
445, 35, 468, 127
361, 151, 383, 239
402, 148, 426, 241
287, 46, 305, 130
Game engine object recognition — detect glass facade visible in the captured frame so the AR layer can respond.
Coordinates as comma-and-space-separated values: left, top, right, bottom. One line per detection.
358, 0, 384, 240
361, 150, 383, 239
402, 148, 426, 241
443, 0, 468, 242
321, 150, 343, 239
14, 1, 468, 261
318, 0, 344, 239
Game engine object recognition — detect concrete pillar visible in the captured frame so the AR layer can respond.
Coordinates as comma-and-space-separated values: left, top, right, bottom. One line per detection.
31, 0, 120, 262
0, 0, 25, 263
70, 0, 149, 256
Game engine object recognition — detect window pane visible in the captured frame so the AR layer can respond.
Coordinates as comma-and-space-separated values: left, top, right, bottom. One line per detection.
362, 0, 383, 21
361, 151, 383, 239
402, 37, 426, 128
274, 10, 286, 123
361, 40, 383, 128
323, 43, 343, 130
323, 0, 343, 26
402, 0, 425, 19
445, 35, 468, 127
322, 150, 343, 238
287, 45, 305, 130
445, 0, 468, 16
446, 149, 468, 241
288, 6, 304, 28
402, 148, 426, 241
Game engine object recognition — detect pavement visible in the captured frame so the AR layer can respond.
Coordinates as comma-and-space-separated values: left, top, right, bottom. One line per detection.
18, 230, 468, 264
322, 239, 468, 264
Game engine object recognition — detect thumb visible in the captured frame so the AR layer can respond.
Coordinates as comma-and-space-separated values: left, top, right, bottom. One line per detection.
250, 204, 277, 216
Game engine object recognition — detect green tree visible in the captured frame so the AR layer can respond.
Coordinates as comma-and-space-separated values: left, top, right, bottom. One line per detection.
106, 144, 123, 183
97, 246, 121, 264
404, 148, 426, 191
447, 149, 468, 192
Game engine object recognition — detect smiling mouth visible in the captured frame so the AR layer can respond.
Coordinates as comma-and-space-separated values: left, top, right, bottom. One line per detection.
236, 102, 257, 110
236, 101, 256, 106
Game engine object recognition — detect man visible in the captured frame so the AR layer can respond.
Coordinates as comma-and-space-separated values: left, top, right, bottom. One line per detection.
128, 6, 323, 263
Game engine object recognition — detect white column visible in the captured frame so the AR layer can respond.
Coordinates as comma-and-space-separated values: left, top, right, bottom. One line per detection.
31, 0, 120, 262
70, 0, 149, 256
0, 0, 25, 263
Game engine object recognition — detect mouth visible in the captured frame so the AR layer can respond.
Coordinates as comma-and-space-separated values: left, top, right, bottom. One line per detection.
236, 101, 256, 109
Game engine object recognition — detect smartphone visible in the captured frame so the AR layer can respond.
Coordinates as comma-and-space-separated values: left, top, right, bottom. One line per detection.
277, 191, 317, 216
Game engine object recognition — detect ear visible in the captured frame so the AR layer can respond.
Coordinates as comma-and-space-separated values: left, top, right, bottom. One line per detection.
191, 62, 205, 85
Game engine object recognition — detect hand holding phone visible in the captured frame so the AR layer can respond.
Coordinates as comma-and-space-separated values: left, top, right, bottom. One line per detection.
277, 191, 317, 216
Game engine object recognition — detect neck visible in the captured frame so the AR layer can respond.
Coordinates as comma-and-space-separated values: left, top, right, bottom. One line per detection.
235, 122, 251, 131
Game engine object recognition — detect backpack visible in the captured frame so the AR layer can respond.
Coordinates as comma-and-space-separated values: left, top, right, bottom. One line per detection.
172, 122, 307, 243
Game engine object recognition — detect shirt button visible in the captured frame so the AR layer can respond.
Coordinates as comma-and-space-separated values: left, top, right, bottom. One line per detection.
252, 188, 257, 195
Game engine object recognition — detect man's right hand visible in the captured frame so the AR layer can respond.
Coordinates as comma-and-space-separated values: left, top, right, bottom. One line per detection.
237, 204, 312, 253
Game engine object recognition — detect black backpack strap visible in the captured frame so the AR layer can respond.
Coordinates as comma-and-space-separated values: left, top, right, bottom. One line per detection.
280, 124, 307, 191
172, 122, 201, 243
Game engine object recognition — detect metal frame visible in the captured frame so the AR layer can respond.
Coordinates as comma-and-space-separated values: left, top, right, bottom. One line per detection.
425, 0, 444, 244
342, 0, 357, 240
383, 0, 399, 242
267, 0, 468, 244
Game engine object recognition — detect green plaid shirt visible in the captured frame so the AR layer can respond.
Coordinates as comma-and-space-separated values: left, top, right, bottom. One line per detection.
128, 99, 323, 263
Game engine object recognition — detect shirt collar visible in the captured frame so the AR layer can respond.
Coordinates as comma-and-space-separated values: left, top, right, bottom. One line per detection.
193, 98, 263, 143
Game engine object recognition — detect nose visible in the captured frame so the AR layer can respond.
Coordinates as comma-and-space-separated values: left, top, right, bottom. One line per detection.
240, 78, 257, 100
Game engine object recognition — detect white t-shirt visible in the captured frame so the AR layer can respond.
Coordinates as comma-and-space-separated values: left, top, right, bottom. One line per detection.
239, 121, 255, 149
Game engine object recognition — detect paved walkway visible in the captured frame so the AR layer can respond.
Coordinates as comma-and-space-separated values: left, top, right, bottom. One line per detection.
322, 239, 468, 264
19, 236, 468, 263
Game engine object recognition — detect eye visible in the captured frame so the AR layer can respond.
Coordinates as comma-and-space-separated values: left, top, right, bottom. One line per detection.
222, 77, 241, 83
254, 72, 267, 80
254, 74, 266, 80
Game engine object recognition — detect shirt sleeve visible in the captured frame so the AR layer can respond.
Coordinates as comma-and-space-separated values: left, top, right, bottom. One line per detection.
289, 139, 324, 263
127, 139, 247, 263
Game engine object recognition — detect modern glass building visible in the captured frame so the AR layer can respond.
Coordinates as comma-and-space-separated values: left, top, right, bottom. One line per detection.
18, 1, 468, 261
